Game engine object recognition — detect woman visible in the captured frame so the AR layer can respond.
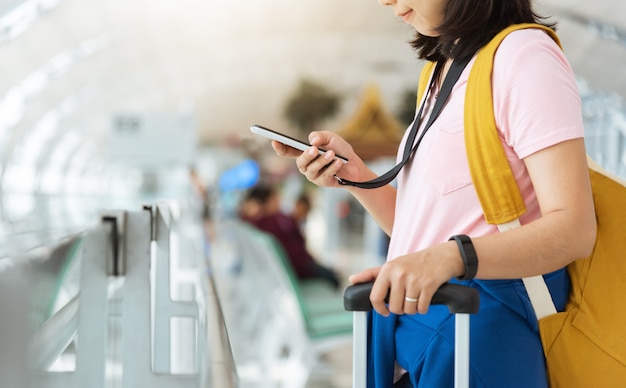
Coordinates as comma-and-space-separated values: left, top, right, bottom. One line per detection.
272, 0, 596, 386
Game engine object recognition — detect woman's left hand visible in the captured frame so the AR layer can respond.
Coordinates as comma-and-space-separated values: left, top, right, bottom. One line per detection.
349, 240, 464, 316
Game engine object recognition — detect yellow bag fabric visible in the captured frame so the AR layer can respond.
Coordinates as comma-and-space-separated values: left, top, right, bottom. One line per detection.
417, 23, 626, 387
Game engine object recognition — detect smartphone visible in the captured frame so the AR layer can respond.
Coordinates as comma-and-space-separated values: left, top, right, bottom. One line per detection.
250, 124, 348, 164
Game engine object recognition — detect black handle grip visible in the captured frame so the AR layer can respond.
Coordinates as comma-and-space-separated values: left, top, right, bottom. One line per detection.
343, 281, 479, 314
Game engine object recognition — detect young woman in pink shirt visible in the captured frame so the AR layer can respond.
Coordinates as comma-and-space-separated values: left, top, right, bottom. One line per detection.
272, 0, 596, 386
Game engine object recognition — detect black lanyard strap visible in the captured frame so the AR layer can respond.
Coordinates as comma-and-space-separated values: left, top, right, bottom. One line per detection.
337, 55, 473, 189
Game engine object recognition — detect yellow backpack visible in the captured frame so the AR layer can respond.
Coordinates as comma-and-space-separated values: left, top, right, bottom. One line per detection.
418, 23, 626, 387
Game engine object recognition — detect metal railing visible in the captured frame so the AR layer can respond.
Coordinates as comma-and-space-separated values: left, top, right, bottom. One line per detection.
0, 202, 237, 388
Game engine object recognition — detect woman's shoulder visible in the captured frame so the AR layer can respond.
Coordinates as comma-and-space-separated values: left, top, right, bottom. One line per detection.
492, 26, 571, 84
490, 26, 583, 158
495, 27, 562, 60
501, 27, 559, 46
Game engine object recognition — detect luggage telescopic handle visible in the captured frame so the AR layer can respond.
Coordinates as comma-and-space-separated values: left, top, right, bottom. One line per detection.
344, 281, 480, 314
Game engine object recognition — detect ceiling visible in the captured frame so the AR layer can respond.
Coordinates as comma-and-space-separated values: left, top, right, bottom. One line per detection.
0, 0, 624, 170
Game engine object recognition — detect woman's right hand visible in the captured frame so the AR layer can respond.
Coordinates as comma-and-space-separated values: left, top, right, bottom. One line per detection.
272, 131, 369, 188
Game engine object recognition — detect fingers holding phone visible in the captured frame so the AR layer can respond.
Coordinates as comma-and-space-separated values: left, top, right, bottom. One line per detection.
295, 144, 346, 187
270, 140, 302, 159
251, 125, 366, 187
251, 125, 348, 163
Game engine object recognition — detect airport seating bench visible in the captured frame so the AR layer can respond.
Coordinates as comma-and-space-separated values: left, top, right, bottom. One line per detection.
245, 224, 353, 343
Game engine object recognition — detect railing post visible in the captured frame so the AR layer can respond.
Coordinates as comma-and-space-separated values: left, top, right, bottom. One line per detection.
0, 269, 31, 388
151, 204, 199, 375
120, 208, 154, 387
74, 226, 110, 388
121, 206, 197, 388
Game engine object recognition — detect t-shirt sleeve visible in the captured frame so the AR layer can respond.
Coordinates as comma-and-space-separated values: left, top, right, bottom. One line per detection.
492, 29, 585, 159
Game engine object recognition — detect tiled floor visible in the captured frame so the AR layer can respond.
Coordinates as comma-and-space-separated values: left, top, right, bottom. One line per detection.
306, 342, 353, 388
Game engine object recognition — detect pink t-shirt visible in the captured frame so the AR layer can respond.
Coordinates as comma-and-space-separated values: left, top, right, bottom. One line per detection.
387, 29, 584, 261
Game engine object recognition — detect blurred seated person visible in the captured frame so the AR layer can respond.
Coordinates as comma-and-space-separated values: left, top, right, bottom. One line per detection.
291, 192, 312, 231
240, 184, 341, 290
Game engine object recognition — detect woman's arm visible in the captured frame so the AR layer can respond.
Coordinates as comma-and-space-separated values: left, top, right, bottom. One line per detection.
471, 138, 596, 278
344, 173, 397, 236
272, 131, 397, 234
352, 138, 597, 316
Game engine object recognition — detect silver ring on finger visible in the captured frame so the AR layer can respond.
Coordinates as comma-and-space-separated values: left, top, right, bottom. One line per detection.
404, 296, 418, 303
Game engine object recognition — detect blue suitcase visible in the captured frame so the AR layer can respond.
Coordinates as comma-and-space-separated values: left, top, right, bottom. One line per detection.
343, 282, 479, 388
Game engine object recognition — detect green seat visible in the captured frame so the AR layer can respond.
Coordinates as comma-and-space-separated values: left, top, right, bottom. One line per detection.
307, 311, 353, 341
249, 227, 353, 342
300, 280, 347, 315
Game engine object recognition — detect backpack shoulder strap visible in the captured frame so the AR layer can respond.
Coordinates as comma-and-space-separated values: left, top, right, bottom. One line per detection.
465, 24, 562, 320
465, 23, 561, 224
417, 61, 437, 107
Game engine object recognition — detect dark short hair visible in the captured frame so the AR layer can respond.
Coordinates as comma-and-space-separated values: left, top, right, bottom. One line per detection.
245, 184, 276, 204
296, 193, 311, 208
410, 0, 555, 62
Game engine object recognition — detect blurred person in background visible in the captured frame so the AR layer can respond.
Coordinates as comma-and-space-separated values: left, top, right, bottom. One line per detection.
291, 192, 312, 230
240, 184, 341, 290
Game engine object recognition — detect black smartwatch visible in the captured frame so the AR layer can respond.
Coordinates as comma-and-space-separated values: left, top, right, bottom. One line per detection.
449, 234, 478, 280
